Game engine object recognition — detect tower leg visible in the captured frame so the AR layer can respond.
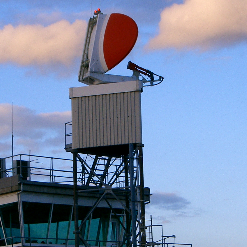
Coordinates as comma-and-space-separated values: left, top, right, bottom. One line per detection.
73, 152, 79, 247
124, 155, 131, 246
138, 145, 146, 247
129, 144, 137, 247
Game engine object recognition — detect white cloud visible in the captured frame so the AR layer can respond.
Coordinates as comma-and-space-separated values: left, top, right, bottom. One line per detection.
0, 104, 71, 156
0, 20, 87, 66
147, 0, 247, 51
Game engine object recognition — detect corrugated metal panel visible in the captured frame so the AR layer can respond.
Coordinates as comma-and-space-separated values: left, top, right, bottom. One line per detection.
71, 90, 142, 149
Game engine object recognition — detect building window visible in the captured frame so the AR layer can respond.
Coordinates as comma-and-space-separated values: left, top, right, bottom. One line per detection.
0, 202, 21, 245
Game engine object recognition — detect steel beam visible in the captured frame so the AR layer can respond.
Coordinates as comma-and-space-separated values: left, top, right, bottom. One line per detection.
129, 144, 137, 247
138, 145, 146, 247
73, 152, 79, 247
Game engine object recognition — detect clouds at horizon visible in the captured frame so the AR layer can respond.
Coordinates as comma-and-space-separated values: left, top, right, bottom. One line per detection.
147, 0, 247, 51
0, 104, 71, 156
150, 192, 190, 210
145, 192, 197, 224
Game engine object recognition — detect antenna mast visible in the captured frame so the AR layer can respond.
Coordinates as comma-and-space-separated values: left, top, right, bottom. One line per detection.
11, 103, 14, 166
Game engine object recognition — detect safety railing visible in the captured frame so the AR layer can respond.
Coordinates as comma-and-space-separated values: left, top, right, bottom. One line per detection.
0, 154, 73, 184
64, 121, 72, 151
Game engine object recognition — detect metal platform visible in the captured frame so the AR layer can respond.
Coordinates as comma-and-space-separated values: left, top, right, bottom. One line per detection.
0, 154, 150, 247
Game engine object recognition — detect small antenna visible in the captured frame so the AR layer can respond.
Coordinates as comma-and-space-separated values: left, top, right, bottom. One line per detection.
11, 103, 14, 166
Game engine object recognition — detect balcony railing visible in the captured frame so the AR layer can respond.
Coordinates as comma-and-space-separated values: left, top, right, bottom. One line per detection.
65, 121, 72, 151
0, 154, 74, 184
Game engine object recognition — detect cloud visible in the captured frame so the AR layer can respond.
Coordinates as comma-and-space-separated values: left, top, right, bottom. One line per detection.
146, 192, 203, 224
0, 103, 71, 156
150, 192, 190, 210
147, 0, 247, 51
0, 142, 11, 154
0, 19, 87, 66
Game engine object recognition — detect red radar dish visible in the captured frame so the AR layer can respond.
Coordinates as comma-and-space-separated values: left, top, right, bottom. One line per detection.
102, 13, 138, 71
79, 12, 138, 83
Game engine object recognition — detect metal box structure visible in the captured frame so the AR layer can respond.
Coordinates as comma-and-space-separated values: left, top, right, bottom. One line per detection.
12, 160, 30, 180
0, 159, 6, 179
70, 80, 143, 151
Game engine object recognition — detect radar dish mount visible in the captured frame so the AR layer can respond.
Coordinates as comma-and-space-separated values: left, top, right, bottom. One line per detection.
127, 61, 164, 86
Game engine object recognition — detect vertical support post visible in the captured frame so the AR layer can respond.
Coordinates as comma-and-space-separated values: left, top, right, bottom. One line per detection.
46, 203, 54, 244
129, 144, 137, 247
56, 222, 59, 244
124, 155, 131, 246
0, 210, 7, 246
150, 215, 154, 246
73, 152, 79, 247
138, 145, 146, 247
20, 155, 22, 179
50, 158, 54, 183
66, 205, 74, 246
17, 193, 25, 246
11, 103, 14, 168
9, 212, 12, 245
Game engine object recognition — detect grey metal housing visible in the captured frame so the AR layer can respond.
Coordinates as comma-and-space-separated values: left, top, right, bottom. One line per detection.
70, 80, 143, 150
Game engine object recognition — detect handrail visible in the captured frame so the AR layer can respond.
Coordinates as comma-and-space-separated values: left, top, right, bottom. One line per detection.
0, 154, 74, 185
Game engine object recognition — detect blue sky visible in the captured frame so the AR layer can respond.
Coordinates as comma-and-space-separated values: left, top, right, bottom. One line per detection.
1, 0, 247, 246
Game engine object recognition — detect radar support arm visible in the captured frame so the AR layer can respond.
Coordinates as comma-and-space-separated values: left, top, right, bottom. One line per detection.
127, 61, 164, 86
